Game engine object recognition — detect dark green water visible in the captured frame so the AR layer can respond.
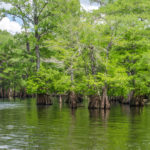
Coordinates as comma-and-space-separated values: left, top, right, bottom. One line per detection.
0, 99, 150, 150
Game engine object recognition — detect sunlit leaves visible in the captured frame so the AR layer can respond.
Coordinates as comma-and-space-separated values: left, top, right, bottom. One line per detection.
27, 66, 71, 94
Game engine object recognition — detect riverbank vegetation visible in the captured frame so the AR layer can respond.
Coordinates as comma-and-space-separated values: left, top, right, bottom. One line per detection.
0, 0, 150, 108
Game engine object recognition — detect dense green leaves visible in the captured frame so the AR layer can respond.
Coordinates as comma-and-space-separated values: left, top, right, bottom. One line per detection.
0, 0, 150, 101
27, 66, 71, 94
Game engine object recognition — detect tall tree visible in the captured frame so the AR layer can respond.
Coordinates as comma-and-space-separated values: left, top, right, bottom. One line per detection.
0, 0, 62, 71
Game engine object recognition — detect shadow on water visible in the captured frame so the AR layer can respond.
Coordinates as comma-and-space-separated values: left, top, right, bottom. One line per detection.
70, 108, 77, 120
89, 109, 100, 121
36, 105, 51, 120
121, 104, 143, 117
130, 107, 143, 116
59, 102, 62, 110
100, 109, 110, 122
89, 109, 110, 123
121, 105, 131, 115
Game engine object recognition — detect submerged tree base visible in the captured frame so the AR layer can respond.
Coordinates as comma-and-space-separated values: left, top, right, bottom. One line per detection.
66, 93, 84, 104
77, 94, 84, 103
88, 95, 101, 109
37, 94, 52, 105
101, 95, 110, 109
130, 96, 145, 107
101, 86, 111, 109
65, 92, 83, 109
69, 92, 77, 109
88, 94, 110, 109
121, 92, 146, 107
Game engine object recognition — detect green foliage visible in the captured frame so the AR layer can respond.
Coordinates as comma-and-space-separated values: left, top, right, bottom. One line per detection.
27, 66, 71, 94
1, 0, 150, 100
0, 30, 34, 92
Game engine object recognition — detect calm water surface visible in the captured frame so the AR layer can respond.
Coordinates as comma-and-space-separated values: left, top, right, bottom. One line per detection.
0, 99, 150, 150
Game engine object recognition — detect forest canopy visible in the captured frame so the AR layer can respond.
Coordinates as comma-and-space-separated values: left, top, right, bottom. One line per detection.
0, 0, 150, 108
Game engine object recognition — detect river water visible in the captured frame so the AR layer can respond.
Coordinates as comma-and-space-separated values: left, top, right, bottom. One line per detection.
0, 98, 150, 150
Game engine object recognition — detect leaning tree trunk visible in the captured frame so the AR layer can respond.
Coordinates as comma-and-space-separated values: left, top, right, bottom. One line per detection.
37, 94, 52, 105
101, 86, 110, 109
88, 95, 101, 109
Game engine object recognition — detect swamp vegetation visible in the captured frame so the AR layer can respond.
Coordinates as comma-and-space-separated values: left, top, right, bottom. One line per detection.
0, 0, 150, 109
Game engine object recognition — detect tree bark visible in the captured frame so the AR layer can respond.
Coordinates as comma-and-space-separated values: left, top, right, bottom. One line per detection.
101, 85, 110, 109
26, 41, 30, 52
37, 94, 52, 105
88, 95, 101, 109
35, 44, 40, 71
8, 88, 13, 99
130, 96, 145, 107
4, 89, 7, 98
69, 92, 77, 109
33, 0, 40, 71
89, 46, 96, 75
0, 88, 3, 98
59, 95, 62, 104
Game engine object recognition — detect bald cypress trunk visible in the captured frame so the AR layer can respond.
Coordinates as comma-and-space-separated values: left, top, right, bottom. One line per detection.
101, 85, 110, 109
88, 95, 101, 109
59, 95, 62, 104
68, 59, 78, 109
0, 88, 3, 98
130, 96, 145, 107
37, 94, 52, 105
35, 44, 40, 71
69, 92, 77, 109
88, 46, 100, 109
8, 88, 13, 99
100, 38, 112, 109
33, 1, 40, 72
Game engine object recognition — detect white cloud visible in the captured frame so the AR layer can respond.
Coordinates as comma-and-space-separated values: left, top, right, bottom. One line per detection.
0, 17, 22, 34
81, 4, 99, 11
0, 2, 13, 10
80, 0, 100, 11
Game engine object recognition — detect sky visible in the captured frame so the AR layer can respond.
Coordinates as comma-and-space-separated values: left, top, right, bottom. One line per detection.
80, 0, 100, 11
0, 0, 100, 34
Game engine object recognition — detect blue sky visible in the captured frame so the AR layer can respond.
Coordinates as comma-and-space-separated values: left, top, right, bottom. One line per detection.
0, 0, 100, 34
80, 0, 100, 11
